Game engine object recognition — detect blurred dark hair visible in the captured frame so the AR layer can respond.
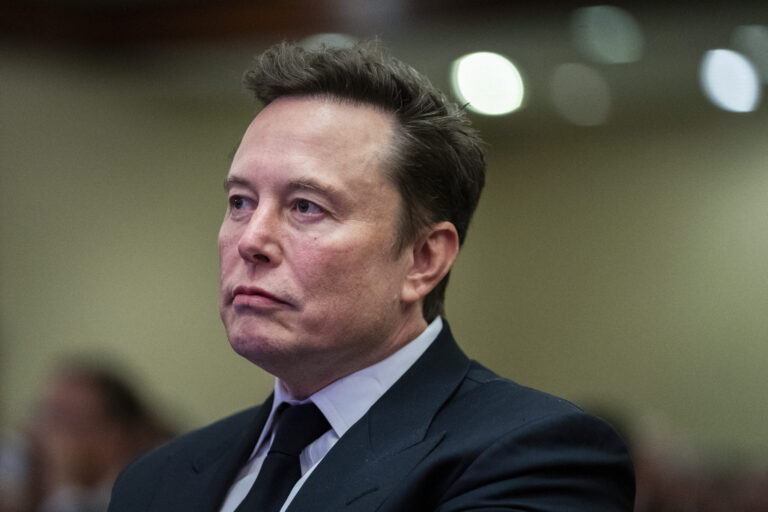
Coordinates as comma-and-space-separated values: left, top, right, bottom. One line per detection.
243, 40, 486, 321
72, 366, 146, 425
58, 361, 174, 443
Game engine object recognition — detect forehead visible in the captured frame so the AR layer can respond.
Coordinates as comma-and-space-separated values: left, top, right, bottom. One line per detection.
234, 96, 396, 169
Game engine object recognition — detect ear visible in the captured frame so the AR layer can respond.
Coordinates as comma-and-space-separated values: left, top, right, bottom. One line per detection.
401, 221, 459, 304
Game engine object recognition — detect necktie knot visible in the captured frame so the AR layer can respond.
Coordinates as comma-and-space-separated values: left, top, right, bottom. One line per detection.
270, 402, 331, 456
234, 402, 330, 512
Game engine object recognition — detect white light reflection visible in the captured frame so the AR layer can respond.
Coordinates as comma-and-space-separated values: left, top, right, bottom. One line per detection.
572, 5, 644, 64
700, 49, 761, 113
550, 63, 612, 126
451, 52, 524, 116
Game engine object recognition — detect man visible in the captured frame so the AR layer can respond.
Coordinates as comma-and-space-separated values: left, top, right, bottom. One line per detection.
26, 362, 172, 512
109, 41, 634, 511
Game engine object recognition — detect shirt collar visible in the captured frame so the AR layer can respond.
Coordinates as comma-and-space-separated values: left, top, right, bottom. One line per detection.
272, 317, 443, 439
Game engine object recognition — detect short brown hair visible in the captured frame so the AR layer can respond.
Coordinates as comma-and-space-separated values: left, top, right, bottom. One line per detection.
243, 40, 486, 321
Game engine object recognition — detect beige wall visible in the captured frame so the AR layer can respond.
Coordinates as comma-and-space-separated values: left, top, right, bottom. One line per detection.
2, 40, 767, 457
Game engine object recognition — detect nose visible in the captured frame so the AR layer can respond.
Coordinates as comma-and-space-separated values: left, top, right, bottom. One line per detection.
236, 203, 282, 265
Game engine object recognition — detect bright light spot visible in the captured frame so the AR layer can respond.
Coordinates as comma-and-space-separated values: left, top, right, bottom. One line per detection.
732, 25, 768, 83
550, 63, 612, 126
300, 33, 358, 51
700, 49, 761, 113
451, 52, 524, 116
572, 5, 644, 64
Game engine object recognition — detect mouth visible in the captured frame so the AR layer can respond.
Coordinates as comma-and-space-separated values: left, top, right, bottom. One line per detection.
231, 286, 292, 307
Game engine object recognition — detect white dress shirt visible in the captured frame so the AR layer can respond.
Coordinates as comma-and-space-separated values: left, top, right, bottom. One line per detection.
219, 317, 443, 512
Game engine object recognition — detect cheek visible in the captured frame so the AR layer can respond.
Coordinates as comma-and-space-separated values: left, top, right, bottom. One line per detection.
293, 237, 400, 302
292, 243, 348, 293
218, 233, 238, 272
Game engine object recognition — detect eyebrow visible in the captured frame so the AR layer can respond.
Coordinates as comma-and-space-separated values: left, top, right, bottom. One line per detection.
223, 176, 343, 200
287, 178, 341, 198
223, 176, 250, 191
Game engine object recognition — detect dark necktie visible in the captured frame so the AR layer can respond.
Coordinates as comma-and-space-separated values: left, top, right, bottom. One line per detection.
235, 402, 330, 512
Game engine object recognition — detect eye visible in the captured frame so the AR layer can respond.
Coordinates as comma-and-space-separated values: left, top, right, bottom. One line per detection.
229, 195, 247, 209
227, 195, 256, 218
295, 198, 324, 215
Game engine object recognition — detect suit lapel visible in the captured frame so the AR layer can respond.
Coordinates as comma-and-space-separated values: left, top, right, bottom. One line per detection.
286, 323, 470, 511
149, 395, 274, 512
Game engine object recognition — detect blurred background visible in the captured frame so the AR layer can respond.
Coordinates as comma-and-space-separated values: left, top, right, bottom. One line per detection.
1, 0, 767, 510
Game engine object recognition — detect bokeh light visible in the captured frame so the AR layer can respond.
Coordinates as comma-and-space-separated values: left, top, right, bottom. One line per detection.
549, 63, 612, 126
451, 52, 525, 116
700, 49, 761, 113
572, 5, 644, 64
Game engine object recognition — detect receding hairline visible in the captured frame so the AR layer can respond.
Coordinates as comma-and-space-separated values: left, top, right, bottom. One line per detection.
257, 90, 399, 118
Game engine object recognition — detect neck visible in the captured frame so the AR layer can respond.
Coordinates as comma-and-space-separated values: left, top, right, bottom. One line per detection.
279, 314, 430, 400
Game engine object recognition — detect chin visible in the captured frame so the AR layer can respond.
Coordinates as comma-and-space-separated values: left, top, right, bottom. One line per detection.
227, 325, 290, 366
229, 335, 273, 367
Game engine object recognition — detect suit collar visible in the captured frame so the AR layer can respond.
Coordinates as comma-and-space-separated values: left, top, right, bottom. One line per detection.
151, 321, 469, 512
286, 320, 470, 511
307, 316, 443, 440
193, 394, 273, 473
365, 320, 469, 453
146, 396, 273, 512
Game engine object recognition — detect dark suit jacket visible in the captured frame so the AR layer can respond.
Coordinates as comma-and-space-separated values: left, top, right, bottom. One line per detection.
109, 323, 635, 511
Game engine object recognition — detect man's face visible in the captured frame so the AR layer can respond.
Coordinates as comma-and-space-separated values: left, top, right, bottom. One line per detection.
219, 96, 423, 395
30, 374, 119, 487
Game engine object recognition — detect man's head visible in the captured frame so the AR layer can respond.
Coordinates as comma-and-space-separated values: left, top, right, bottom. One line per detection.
242, 41, 486, 321
218, 41, 485, 397
28, 364, 170, 493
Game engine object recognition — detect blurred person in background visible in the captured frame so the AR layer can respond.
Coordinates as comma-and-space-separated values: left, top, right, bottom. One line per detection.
734, 465, 768, 511
626, 411, 768, 512
3, 361, 173, 512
